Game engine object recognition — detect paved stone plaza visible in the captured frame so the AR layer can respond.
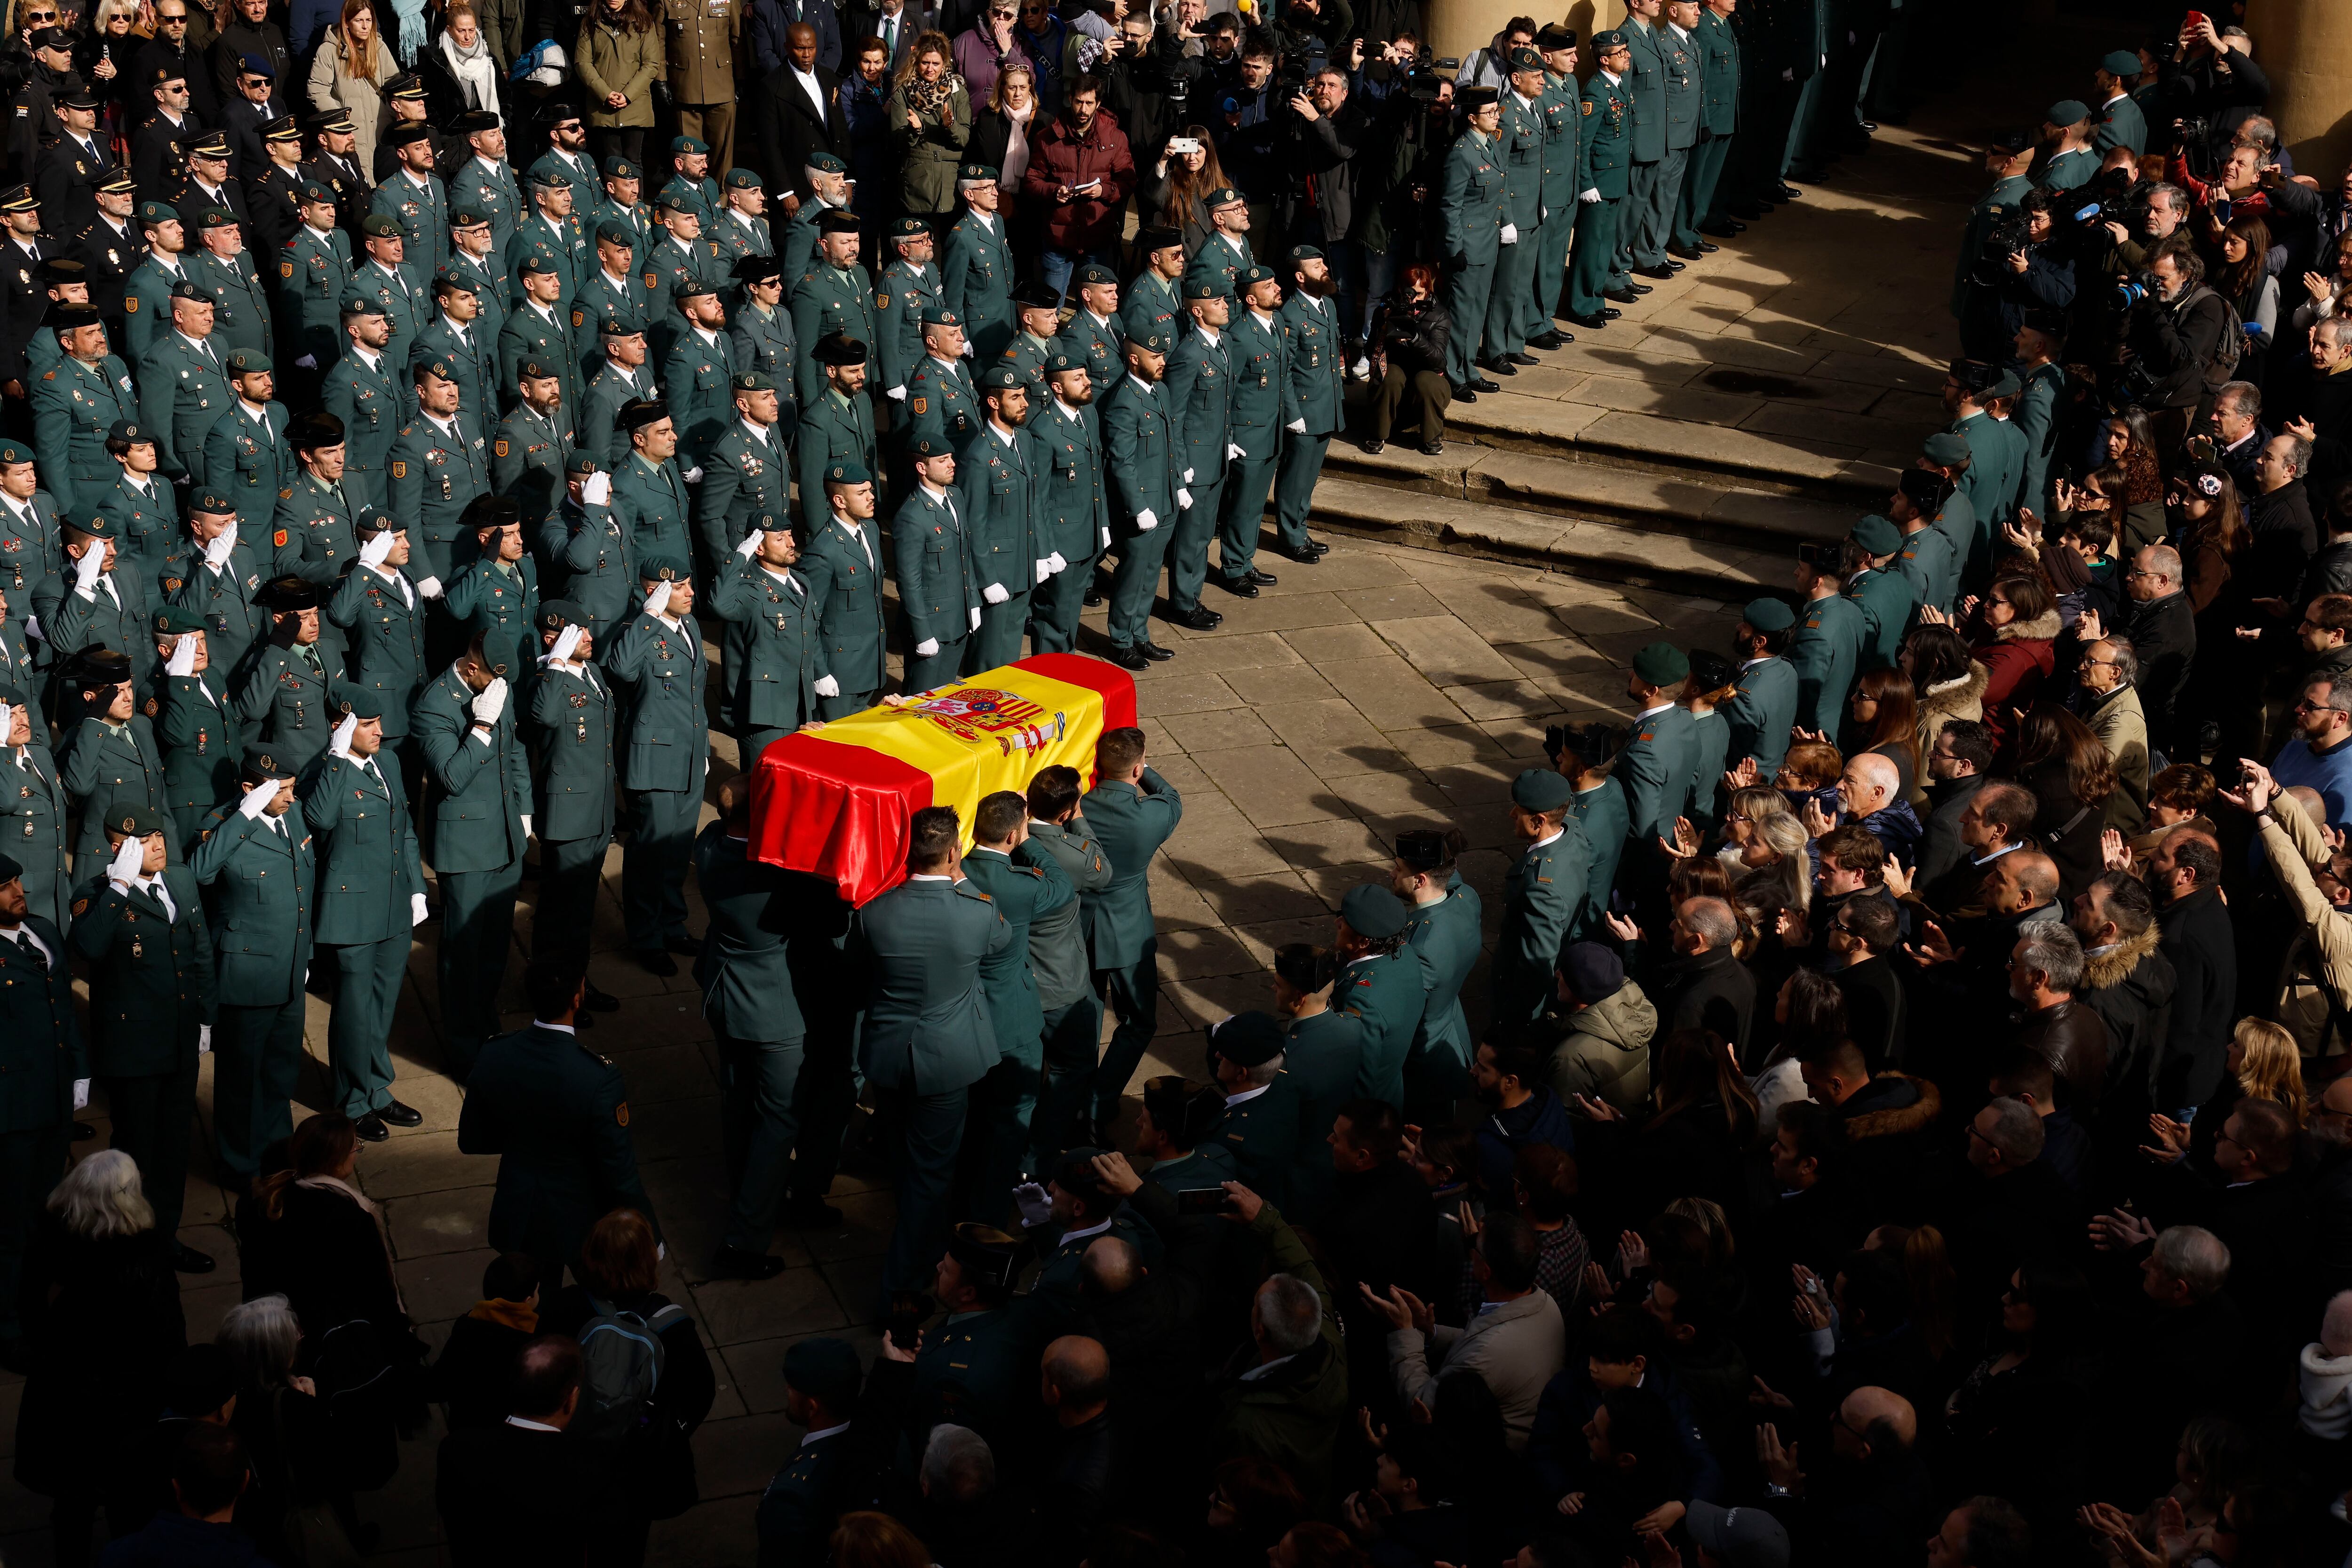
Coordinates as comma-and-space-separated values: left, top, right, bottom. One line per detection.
0, 100, 2004, 1566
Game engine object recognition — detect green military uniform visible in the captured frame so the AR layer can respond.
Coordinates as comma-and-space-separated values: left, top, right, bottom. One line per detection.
891, 474, 979, 693
1530, 60, 1586, 331
0, 481, 54, 613
1845, 562, 1917, 669
603, 574, 708, 956
1187, 232, 1255, 301
490, 398, 577, 534
232, 618, 343, 778
958, 840, 1075, 1222
187, 748, 313, 1178
707, 194, 772, 283
997, 327, 1057, 400
386, 405, 493, 582
1338, 942, 1427, 1111
1439, 118, 1507, 387
151, 621, 237, 847
1027, 381, 1106, 655
1101, 363, 1181, 660
372, 165, 451, 273
1951, 169, 2033, 318
1567, 65, 1634, 320
1081, 766, 1182, 1127
1493, 770, 1591, 1025
1161, 302, 1233, 622
800, 509, 887, 716
1022, 816, 1111, 1164
271, 468, 360, 596
958, 403, 1040, 670
1567, 775, 1627, 939
775, 197, 842, 288
519, 607, 617, 973
1210, 1066, 1299, 1205
580, 358, 653, 470
0, 739, 72, 934
102, 470, 181, 590
39, 541, 157, 694
659, 319, 739, 469
452, 154, 524, 255
573, 261, 656, 375
458, 1018, 658, 1268
2038, 143, 2098, 193
498, 299, 586, 429
2095, 87, 2147, 159
353, 257, 430, 386
61, 706, 168, 868
121, 254, 194, 367
1722, 620, 1800, 779
134, 326, 233, 484
1273, 287, 1343, 553
417, 308, 499, 428
1618, 17, 1671, 273
1055, 303, 1124, 390
941, 201, 1016, 363
705, 544, 819, 761
1619, 693, 1698, 854
1790, 588, 1867, 732
505, 205, 591, 312
413, 658, 531, 1076
1280, 1006, 1364, 1224
875, 254, 942, 395
795, 383, 877, 539
1635, 21, 1698, 269
911, 1297, 1031, 1441
278, 220, 353, 370
322, 331, 406, 512
1216, 291, 1289, 584
657, 171, 721, 230
198, 394, 292, 537
905, 348, 982, 448
441, 553, 539, 673
694, 404, 788, 568
32, 350, 138, 517
642, 228, 725, 352
730, 294, 797, 411
2014, 358, 2066, 523
1487, 79, 1543, 364
1676, 6, 1741, 247
1121, 270, 1179, 346
0, 889, 80, 1344
69, 844, 213, 1247
1401, 876, 1482, 1120
1894, 518, 1958, 621
612, 444, 692, 565
448, 245, 512, 357
787, 257, 878, 408
327, 548, 429, 744
542, 479, 635, 638
191, 246, 274, 363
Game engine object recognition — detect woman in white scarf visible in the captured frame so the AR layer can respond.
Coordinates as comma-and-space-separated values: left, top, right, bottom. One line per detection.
437, 5, 502, 111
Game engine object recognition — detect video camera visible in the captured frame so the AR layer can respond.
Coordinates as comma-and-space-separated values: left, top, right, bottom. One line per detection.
1970, 212, 2034, 288
1544, 721, 1625, 771
2114, 269, 2161, 309
2069, 166, 2137, 229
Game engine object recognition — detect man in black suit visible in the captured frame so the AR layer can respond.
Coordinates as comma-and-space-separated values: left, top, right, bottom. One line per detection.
130, 0, 222, 130
217, 52, 286, 181
131, 66, 202, 209
2150, 825, 2237, 1115
167, 129, 252, 230
437, 1335, 618, 1568
755, 22, 848, 204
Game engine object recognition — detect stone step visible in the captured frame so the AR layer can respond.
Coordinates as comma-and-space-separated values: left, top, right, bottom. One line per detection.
1299, 474, 1787, 601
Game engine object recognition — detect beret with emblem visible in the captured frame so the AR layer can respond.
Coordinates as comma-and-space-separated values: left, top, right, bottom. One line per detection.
1181, 276, 1224, 301
332, 681, 389, 718
1921, 431, 1971, 465
190, 491, 241, 516
601, 155, 641, 178
223, 349, 272, 375
978, 366, 1022, 391
414, 358, 459, 384
957, 162, 1000, 184
153, 606, 203, 637
1743, 597, 1796, 632
241, 743, 296, 781
1591, 28, 1627, 49
1046, 352, 1082, 375
1339, 883, 1408, 940
731, 370, 776, 393
670, 134, 709, 154
1205, 1010, 1284, 1068
920, 306, 962, 328
359, 214, 403, 238
1203, 185, 1243, 207
449, 209, 489, 230
198, 206, 240, 229
1076, 263, 1118, 285
889, 215, 930, 241
516, 358, 561, 382
1851, 514, 1902, 556
238, 51, 274, 77
672, 276, 716, 301
654, 191, 696, 213
0, 444, 27, 466
516, 254, 557, 278
639, 555, 691, 583
105, 806, 170, 839
619, 398, 670, 431
754, 513, 791, 533
69, 513, 115, 539
339, 291, 387, 317
287, 411, 344, 448
805, 151, 848, 174
814, 333, 867, 366
169, 279, 215, 304
385, 120, 434, 147
1286, 244, 1325, 268
723, 166, 761, 189
564, 450, 601, 476
600, 315, 641, 338
536, 600, 584, 632
904, 435, 954, 461
106, 421, 146, 444
1238, 264, 1275, 288
527, 167, 572, 189
352, 509, 400, 537
1511, 767, 1576, 812
256, 577, 321, 612
825, 461, 873, 487
137, 200, 179, 225
816, 208, 859, 234
1508, 44, 1543, 70
594, 221, 636, 248
1126, 329, 1171, 354
297, 181, 335, 204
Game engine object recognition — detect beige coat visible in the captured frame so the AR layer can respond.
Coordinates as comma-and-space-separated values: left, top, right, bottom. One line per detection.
578, 15, 665, 128
1386, 1289, 1564, 1451
307, 29, 399, 174
2257, 794, 2352, 1055
1914, 662, 1988, 782
2084, 683, 2149, 831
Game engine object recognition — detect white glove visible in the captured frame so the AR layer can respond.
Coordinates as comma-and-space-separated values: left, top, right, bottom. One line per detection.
1781, 66, 1793, 81
968, 606, 982, 632
960, 340, 975, 358
360, 530, 395, 568
814, 674, 840, 697
237, 778, 277, 820
887, 385, 907, 401
72, 546, 103, 595
551, 625, 584, 664
915, 637, 940, 657
1046, 551, 1067, 574
470, 676, 508, 726
1184, 467, 1195, 484
1101, 526, 1111, 549
106, 836, 143, 889
683, 465, 704, 484
583, 471, 612, 505
644, 581, 674, 618
295, 353, 317, 369
1012, 1180, 1053, 1226
203, 526, 237, 567
1287, 418, 1306, 433
329, 710, 358, 759
1542, 205, 1549, 222
734, 532, 760, 558
1176, 487, 1193, 509
198, 1025, 212, 1054
521, 813, 533, 840
411, 891, 429, 926
19, 614, 37, 642
983, 581, 1010, 605
167, 636, 198, 677
1500, 222, 1518, 245
1034, 557, 1052, 584
1226, 443, 1245, 460
1134, 509, 1158, 531
1580, 188, 1601, 204
416, 575, 444, 599
72, 1079, 88, 1112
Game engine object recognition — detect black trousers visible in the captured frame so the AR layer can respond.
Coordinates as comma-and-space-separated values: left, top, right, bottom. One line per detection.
103, 1042, 200, 1245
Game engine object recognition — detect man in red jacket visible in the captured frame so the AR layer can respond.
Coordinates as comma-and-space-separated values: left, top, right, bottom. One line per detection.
1021, 78, 1137, 304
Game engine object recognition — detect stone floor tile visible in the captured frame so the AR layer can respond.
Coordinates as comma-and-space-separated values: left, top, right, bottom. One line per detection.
1332, 583, 1449, 622
1260, 816, 1394, 868
1222, 662, 1343, 705
1158, 924, 1262, 980
385, 1185, 493, 1259
1183, 869, 1331, 925
1189, 746, 1355, 827
1443, 679, 1571, 722
1317, 656, 1473, 730
396, 1248, 501, 1326
355, 1131, 485, 1200
1385, 723, 1510, 769
1131, 631, 1301, 674
690, 1262, 851, 1347
1134, 671, 1248, 715
1200, 590, 1366, 634
1161, 707, 1279, 753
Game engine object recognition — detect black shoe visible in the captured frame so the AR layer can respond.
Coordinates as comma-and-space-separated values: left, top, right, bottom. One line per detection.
583, 981, 621, 1013
378, 1099, 422, 1129
1138, 639, 1176, 662
635, 947, 678, 977
784, 1197, 846, 1229
1470, 376, 1501, 393
710, 1245, 788, 1280
1302, 538, 1330, 557
1699, 221, 1742, 238
1527, 331, 1565, 350
1565, 310, 1609, 329
664, 933, 701, 957
1693, 241, 1719, 253
1241, 567, 1278, 586
1359, 437, 1385, 454
354, 1114, 389, 1142
1168, 604, 1223, 631
1108, 644, 1151, 670
1450, 383, 1478, 402
1479, 358, 1515, 378
172, 1243, 216, 1274
72, 1121, 94, 1141
1772, 183, 1803, 200
1273, 542, 1325, 565
1603, 307, 1623, 319
1215, 573, 1261, 599
1082, 587, 1104, 607
1419, 439, 1443, 456
1666, 243, 1705, 260
1623, 282, 1655, 296
1858, 119, 1877, 133
1504, 351, 1539, 366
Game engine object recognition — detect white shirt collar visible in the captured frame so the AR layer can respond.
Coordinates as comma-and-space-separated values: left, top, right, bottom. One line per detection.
1225, 1082, 1272, 1107
532, 1019, 576, 1033
505, 1416, 564, 1433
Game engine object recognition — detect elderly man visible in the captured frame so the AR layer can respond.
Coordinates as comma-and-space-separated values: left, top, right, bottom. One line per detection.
1805, 750, 1919, 868
1757, 1386, 1934, 1567
2075, 634, 2149, 828
2008, 925, 2109, 1114
2078, 543, 2194, 748
2149, 826, 2236, 1112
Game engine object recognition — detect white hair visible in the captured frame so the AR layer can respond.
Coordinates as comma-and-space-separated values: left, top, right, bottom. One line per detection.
218, 1294, 302, 1390
48, 1149, 154, 1239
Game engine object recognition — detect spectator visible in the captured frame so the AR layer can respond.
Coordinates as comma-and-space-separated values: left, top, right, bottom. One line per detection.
2074, 634, 2150, 828
1138, 119, 1229, 255
1758, 1385, 1934, 1568
1468, 1035, 1573, 1199
2013, 708, 2115, 903
1368, 1209, 1564, 1450
1364, 262, 1450, 457
1798, 1035, 1938, 1218
751, 0, 842, 76
759, 20, 850, 198
1647, 897, 1757, 1055
968, 62, 1040, 199
577, 0, 664, 169
2150, 825, 2239, 1110
839, 37, 897, 219
1931, 573, 2060, 762
215, 1295, 329, 1565
1019, 74, 1135, 300
2269, 672, 2352, 824
1570, 1028, 1758, 1238
2070, 869, 2177, 1129
886, 32, 973, 221
1917, 719, 1995, 890
428, 1251, 545, 1432
1817, 752, 1921, 870
2248, 431, 2319, 601
436, 1335, 617, 1566
97, 1425, 267, 1568
1545, 942, 1655, 1116
1214, 1191, 1349, 1499
1826, 893, 1906, 1071
2121, 245, 2233, 452
307, 0, 399, 178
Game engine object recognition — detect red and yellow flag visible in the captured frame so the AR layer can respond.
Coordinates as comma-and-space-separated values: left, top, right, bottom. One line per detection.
749, 653, 1137, 905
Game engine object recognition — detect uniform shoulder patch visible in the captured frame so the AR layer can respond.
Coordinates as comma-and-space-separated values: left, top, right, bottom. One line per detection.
143, 698, 158, 716
494, 439, 509, 457
72, 899, 87, 917
40, 370, 52, 381
390, 460, 407, 478
124, 296, 137, 312
1581, 100, 1593, 115
278, 487, 293, 500
273, 528, 288, 547
615, 1100, 630, 1126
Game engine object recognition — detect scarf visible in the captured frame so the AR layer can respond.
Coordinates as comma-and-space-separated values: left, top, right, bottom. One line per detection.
389, 0, 427, 65
469, 1297, 540, 1333
999, 99, 1034, 191
438, 24, 500, 108
297, 1173, 407, 1312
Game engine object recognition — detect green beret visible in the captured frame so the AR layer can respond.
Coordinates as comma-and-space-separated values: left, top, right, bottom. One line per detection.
1182, 276, 1225, 301
781, 1337, 861, 1404
224, 349, 272, 375
1511, 768, 1576, 812
241, 742, 297, 781
595, 220, 635, 246
1851, 514, 1901, 556
69, 513, 116, 539
2101, 48, 2141, 76
1206, 1011, 1285, 1067
723, 166, 761, 189
825, 461, 874, 487
1742, 597, 1796, 632
905, 435, 954, 461
639, 555, 692, 583
2046, 98, 2090, 125
1632, 641, 1689, 687
103, 806, 170, 839
1921, 431, 1970, 465
152, 606, 202, 637
731, 371, 777, 393
920, 307, 963, 328
670, 135, 709, 154
332, 681, 387, 718
1339, 883, 1408, 940
1127, 330, 1171, 355
978, 366, 1021, 391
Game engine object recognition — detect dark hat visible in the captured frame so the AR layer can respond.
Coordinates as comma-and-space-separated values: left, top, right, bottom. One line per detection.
1339, 883, 1408, 940
1558, 941, 1625, 1002
516, 357, 562, 382
188, 492, 241, 516
94, 168, 135, 195
2019, 306, 2069, 338
945, 1224, 1024, 1292
1203, 184, 1243, 207
106, 420, 147, 444
537, 98, 585, 123
516, 254, 558, 278
957, 162, 1001, 184
197, 205, 240, 229
137, 200, 180, 225
1205, 1010, 1285, 1068
1944, 358, 1995, 393
730, 370, 776, 393
0, 186, 32, 213
904, 434, 954, 461
814, 333, 867, 366
287, 411, 344, 448
527, 167, 573, 189
723, 166, 761, 189
977, 366, 1022, 391
241, 743, 297, 781
1511, 767, 1575, 812
461, 494, 523, 533
152, 606, 203, 637
105, 805, 170, 839
536, 599, 584, 631
1181, 276, 1226, 301
1049, 1146, 1112, 1206
1237, 264, 1275, 289
332, 681, 389, 719
1014, 279, 1061, 310
564, 449, 601, 476
824, 461, 874, 487
781, 1337, 862, 1403
1685, 1503, 1791, 1568
732, 253, 785, 284
1687, 648, 1736, 691
385, 120, 434, 148
1126, 329, 1171, 355
1507, 44, 1543, 70
415, 358, 459, 384
594, 220, 635, 247
1984, 369, 2022, 400
262, 114, 302, 143
599, 316, 640, 339
1921, 431, 1971, 465
65, 648, 133, 686
1988, 126, 2037, 155
359, 214, 404, 239
889, 216, 930, 241
47, 305, 99, 331
640, 555, 692, 583
817, 209, 860, 235
1075, 263, 1118, 286
602, 156, 642, 179
1631, 641, 1688, 687
1459, 84, 1501, 108
1045, 352, 1082, 376
1851, 513, 1901, 555
920, 307, 962, 328
670, 134, 710, 154
296, 181, 336, 204
386, 72, 427, 100
352, 509, 400, 537
2046, 98, 2090, 125
0, 853, 20, 883
805, 151, 849, 174
1742, 596, 1796, 632
432, 270, 479, 295
67, 513, 114, 539
165, 1343, 238, 1421
2100, 48, 2142, 76
1591, 27, 1628, 49
671, 277, 716, 302
339, 291, 387, 318
654, 191, 695, 213
56, 89, 101, 111
620, 399, 670, 432
34, 257, 85, 285
238, 51, 274, 77
1285, 245, 1325, 269
27, 25, 71, 48
256, 577, 321, 612
313, 110, 356, 134
1140, 1075, 1226, 1146
224, 349, 272, 375
1138, 225, 1183, 253
452, 108, 501, 135
1536, 23, 1577, 47
0, 443, 27, 466
1895, 468, 1944, 507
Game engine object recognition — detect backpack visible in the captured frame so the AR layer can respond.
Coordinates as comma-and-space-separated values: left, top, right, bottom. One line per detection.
573, 1295, 685, 1442
2184, 286, 2245, 390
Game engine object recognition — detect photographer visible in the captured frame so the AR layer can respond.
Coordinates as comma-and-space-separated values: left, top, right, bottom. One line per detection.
2151, 14, 2272, 181
1958, 188, 2077, 366
1282, 64, 1369, 353
1094, 10, 1193, 165
2122, 243, 2233, 449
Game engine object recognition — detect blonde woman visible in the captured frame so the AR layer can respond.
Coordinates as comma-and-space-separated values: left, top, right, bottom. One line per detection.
435, 3, 502, 111
969, 61, 1036, 195
2145, 1018, 2306, 1172
887, 31, 970, 219
308, 0, 397, 172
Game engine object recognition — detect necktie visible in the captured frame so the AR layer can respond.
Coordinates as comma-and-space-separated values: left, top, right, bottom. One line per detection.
15, 933, 44, 973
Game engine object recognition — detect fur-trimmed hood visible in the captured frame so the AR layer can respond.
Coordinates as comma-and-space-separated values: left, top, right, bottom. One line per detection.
1839, 1072, 1943, 1141
2083, 924, 2161, 993
1921, 662, 1989, 716
1993, 609, 2064, 644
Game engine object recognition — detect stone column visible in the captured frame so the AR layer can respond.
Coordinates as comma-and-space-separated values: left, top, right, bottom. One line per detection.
1427, 0, 1629, 69
2246, 0, 2352, 177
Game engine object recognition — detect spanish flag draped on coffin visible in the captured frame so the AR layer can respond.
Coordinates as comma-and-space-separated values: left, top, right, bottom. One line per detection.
748, 654, 1138, 906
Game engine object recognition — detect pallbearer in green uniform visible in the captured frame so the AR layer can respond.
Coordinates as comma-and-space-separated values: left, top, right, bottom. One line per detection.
519, 599, 620, 991
912, 1225, 1031, 1438
330, 514, 430, 768
1202, 1012, 1297, 1205
786, 211, 875, 410
856, 804, 1011, 1294
1722, 597, 1801, 780
58, 649, 169, 872
1082, 726, 1183, 1141
799, 462, 888, 716
1028, 355, 1107, 655
233, 577, 344, 778
1487, 49, 1547, 374
0, 847, 83, 1352
1843, 514, 1917, 669
1271, 945, 1360, 1224
1564, 33, 1636, 331
1330, 883, 1425, 1109
1020, 766, 1112, 1164
1790, 546, 1867, 732
604, 556, 709, 975
1441, 88, 1508, 393
694, 373, 790, 568
1101, 332, 1181, 672
1528, 27, 1584, 344
961, 366, 1044, 671
1493, 768, 1591, 1026
188, 744, 311, 1183
1392, 829, 1481, 1122
1162, 278, 1235, 637
942, 164, 1017, 364
891, 437, 979, 694
69, 804, 215, 1270
152, 608, 236, 849
958, 790, 1076, 1223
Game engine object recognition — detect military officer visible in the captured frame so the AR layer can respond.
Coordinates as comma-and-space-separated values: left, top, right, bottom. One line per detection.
197, 350, 290, 535
582, 320, 658, 470
519, 598, 618, 981
386, 358, 492, 583
1950, 131, 2036, 320
69, 804, 214, 1269
528, 104, 600, 210
574, 222, 657, 370
1492, 767, 1590, 1025
77, 170, 144, 350
412, 627, 531, 1078
1081, 726, 1182, 1141
1393, 830, 1482, 1125
372, 121, 450, 275
874, 218, 941, 399
590, 158, 657, 273
188, 208, 273, 365
187, 743, 311, 1181
1162, 279, 1235, 636
756, 1338, 868, 1557
942, 165, 1017, 363
122, 204, 197, 368
244, 117, 309, 263
0, 443, 60, 616
959, 790, 1076, 1217
0, 690, 71, 935
298, 111, 372, 236
1441, 88, 1508, 395
134, 282, 233, 487
776, 156, 852, 285
101, 422, 182, 589
890, 438, 977, 693
321, 294, 405, 511
1790, 545, 1867, 732
856, 803, 1010, 1292
167, 495, 267, 719
706, 514, 820, 762
1327, 883, 1425, 1109
416, 273, 499, 427
1722, 596, 1800, 780
799, 463, 887, 717
997, 281, 1063, 398
1632, 0, 1699, 278
0, 845, 81, 1353
1528, 27, 1584, 342
1889, 470, 1958, 620
31, 305, 138, 517
1028, 355, 1107, 656
442, 497, 540, 673
32, 87, 112, 239
1203, 1012, 1297, 1205
544, 453, 634, 637
352, 215, 429, 389
1055, 265, 1125, 391
1844, 515, 1916, 669
369, 75, 438, 182
960, 367, 1042, 670
603, 555, 708, 974
277, 181, 353, 377
695, 371, 788, 568
59, 647, 168, 869
234, 577, 344, 776
904, 310, 982, 451
1615, 641, 1698, 884
447, 211, 513, 356
729, 255, 797, 439
644, 194, 723, 354
447, 110, 524, 254
1122, 228, 1184, 347
1485, 48, 1546, 376
2037, 100, 2099, 194
2094, 50, 2147, 158
907, 1224, 1031, 1433
708, 167, 772, 279
1564, 33, 1636, 331
1618, 0, 1671, 278
40, 516, 156, 694
660, 282, 739, 471
1561, 729, 1629, 939
507, 168, 589, 313
491, 359, 577, 534
1102, 332, 1181, 673
329, 513, 430, 760
787, 211, 875, 409
611, 400, 692, 567
1017, 767, 1111, 1164
1214, 266, 1287, 596
301, 681, 427, 1138
796, 334, 878, 539
657, 136, 723, 229
500, 256, 586, 422
1675, 0, 1742, 253
1272, 248, 1341, 565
